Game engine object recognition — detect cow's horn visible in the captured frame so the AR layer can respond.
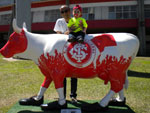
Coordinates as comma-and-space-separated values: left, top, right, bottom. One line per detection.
13, 18, 22, 34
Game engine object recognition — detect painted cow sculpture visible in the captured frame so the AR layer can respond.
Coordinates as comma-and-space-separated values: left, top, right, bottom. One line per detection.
0, 19, 139, 111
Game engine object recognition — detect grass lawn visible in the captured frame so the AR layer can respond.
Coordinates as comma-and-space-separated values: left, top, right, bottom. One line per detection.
0, 55, 150, 113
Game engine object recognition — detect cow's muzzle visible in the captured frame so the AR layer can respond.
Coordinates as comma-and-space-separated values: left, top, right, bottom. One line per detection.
0, 43, 14, 58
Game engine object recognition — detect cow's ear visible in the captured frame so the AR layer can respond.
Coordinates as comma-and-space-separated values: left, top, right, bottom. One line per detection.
23, 22, 27, 31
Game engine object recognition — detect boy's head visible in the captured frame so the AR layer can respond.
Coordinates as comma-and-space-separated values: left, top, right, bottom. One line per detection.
60, 5, 70, 19
73, 5, 82, 18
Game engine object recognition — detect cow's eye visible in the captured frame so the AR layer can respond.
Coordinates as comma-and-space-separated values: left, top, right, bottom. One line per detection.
10, 37, 17, 42
9, 38, 13, 42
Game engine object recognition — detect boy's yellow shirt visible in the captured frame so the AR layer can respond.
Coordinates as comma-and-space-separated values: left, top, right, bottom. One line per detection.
67, 17, 88, 33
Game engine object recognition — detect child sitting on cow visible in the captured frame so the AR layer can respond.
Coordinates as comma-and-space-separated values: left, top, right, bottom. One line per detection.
67, 5, 88, 43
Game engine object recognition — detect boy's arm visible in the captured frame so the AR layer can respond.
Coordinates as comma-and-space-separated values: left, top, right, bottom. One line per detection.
81, 19, 88, 33
79, 20, 84, 30
83, 27, 87, 33
67, 20, 73, 32
56, 31, 63, 34
68, 27, 73, 32
64, 30, 69, 35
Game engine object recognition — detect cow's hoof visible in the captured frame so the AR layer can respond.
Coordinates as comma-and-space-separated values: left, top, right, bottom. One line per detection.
19, 96, 43, 106
41, 101, 67, 111
81, 102, 108, 112
109, 97, 126, 106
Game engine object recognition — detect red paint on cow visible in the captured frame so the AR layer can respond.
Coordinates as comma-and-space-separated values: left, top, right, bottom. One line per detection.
0, 30, 27, 58
91, 34, 117, 52
38, 48, 131, 92
96, 55, 132, 92
38, 50, 68, 89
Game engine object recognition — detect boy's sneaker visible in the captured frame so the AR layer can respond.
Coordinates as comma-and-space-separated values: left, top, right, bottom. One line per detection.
68, 34, 76, 42
77, 36, 84, 43
71, 97, 78, 103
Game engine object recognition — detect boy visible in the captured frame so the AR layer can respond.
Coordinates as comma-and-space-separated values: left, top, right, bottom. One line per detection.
67, 5, 88, 43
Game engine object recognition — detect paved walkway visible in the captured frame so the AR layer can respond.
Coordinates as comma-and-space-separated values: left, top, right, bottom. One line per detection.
3, 57, 23, 62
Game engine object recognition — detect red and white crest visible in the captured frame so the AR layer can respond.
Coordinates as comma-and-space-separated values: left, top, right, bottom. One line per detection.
63, 39, 96, 68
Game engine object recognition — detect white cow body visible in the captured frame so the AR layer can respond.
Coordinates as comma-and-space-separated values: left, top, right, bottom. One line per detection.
16, 29, 139, 67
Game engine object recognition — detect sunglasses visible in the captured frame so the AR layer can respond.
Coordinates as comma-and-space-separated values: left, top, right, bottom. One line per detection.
61, 10, 68, 14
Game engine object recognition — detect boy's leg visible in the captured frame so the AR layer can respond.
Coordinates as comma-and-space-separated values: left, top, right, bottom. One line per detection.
68, 32, 76, 42
76, 31, 85, 43
70, 78, 77, 98
63, 78, 67, 98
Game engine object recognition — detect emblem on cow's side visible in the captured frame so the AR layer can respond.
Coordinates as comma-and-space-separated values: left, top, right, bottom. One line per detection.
69, 43, 88, 62
63, 39, 96, 68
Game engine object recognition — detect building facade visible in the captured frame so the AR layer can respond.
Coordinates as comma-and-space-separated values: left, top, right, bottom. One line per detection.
0, 0, 149, 55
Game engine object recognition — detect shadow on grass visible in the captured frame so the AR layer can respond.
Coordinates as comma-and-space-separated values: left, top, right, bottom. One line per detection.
18, 111, 49, 113
128, 70, 150, 78
17, 100, 135, 113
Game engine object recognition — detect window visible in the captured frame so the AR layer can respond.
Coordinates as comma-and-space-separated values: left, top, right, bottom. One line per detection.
116, 6, 123, 19
145, 5, 150, 18
82, 8, 89, 20
44, 7, 95, 21
45, 9, 61, 22
109, 7, 115, 12
0, 14, 11, 25
109, 7, 116, 19
123, 6, 130, 19
88, 7, 95, 20
108, 5, 137, 19
82, 7, 95, 20
130, 6, 137, 18
89, 14, 94, 20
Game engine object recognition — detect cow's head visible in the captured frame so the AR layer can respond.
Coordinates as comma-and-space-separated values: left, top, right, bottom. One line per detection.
0, 19, 27, 58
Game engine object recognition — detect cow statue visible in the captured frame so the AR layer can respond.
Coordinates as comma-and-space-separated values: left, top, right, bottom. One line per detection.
0, 19, 139, 112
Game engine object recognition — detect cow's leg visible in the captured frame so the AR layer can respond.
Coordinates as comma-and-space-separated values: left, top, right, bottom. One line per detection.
35, 64, 53, 100
109, 71, 128, 106
99, 90, 115, 107
100, 89, 125, 107
19, 76, 52, 106
54, 77, 67, 106
124, 71, 129, 90
81, 90, 114, 112
35, 86, 47, 100
116, 71, 128, 101
34, 65, 54, 99
35, 77, 52, 100
57, 87, 66, 105
41, 73, 67, 111
118, 89, 125, 101
108, 89, 126, 106
115, 71, 128, 103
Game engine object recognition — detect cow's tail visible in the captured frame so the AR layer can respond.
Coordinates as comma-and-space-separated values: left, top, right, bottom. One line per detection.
124, 71, 129, 90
